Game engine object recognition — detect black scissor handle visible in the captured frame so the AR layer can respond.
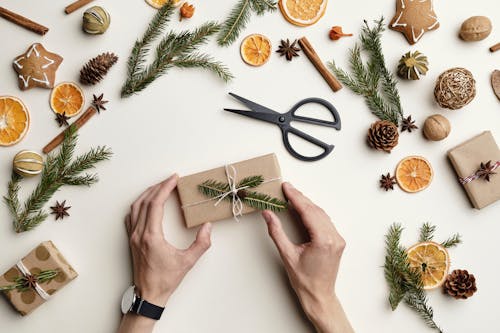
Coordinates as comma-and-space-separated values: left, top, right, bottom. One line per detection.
281, 126, 334, 162
287, 98, 341, 130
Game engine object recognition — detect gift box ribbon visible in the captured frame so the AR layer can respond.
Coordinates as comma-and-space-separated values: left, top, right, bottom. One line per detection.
459, 160, 500, 185
16, 260, 51, 301
182, 164, 281, 221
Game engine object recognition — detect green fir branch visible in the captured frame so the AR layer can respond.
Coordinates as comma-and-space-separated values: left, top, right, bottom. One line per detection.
441, 234, 462, 248
198, 180, 230, 199
237, 175, 264, 189
3, 127, 112, 233
217, 0, 276, 47
0, 269, 59, 292
328, 17, 404, 126
122, 11, 232, 97
419, 223, 436, 242
242, 191, 287, 212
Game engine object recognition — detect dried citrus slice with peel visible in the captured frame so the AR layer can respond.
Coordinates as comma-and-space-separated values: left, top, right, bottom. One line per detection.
279, 0, 328, 27
50, 82, 85, 117
146, 0, 181, 9
407, 241, 450, 290
0, 96, 30, 146
396, 156, 433, 193
240, 34, 272, 67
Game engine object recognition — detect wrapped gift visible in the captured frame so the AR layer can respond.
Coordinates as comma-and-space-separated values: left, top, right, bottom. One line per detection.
0, 241, 78, 316
448, 131, 500, 209
178, 153, 286, 228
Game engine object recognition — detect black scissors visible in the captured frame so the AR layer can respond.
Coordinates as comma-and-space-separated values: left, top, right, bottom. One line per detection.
224, 93, 341, 162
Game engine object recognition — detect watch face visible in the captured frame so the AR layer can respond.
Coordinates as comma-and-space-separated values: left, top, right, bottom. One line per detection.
121, 286, 136, 314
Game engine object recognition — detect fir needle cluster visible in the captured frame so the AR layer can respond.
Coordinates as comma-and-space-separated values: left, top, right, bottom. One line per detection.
384, 223, 462, 333
4, 126, 112, 233
121, 3, 233, 97
329, 17, 405, 126
198, 175, 287, 212
217, 0, 277, 47
0, 270, 59, 292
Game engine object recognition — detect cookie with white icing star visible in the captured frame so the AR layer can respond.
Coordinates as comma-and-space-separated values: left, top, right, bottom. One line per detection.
13, 43, 63, 90
389, 0, 439, 45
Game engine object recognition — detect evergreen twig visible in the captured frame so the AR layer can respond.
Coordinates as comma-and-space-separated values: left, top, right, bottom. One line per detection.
0, 270, 59, 292
122, 6, 233, 97
217, 0, 276, 47
441, 234, 462, 249
419, 222, 436, 242
3, 126, 112, 233
328, 17, 404, 126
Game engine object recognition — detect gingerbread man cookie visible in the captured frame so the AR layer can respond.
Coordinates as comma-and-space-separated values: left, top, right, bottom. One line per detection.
389, 0, 439, 45
13, 43, 63, 91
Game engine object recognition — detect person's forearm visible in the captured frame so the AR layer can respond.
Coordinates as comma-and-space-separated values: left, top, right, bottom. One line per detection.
302, 295, 354, 333
117, 313, 156, 333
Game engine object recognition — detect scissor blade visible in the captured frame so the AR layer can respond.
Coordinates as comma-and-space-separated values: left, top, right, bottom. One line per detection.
228, 92, 278, 115
224, 108, 279, 125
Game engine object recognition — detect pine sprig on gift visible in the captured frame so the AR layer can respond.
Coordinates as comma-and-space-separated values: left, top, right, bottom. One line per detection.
242, 191, 287, 212
0, 270, 59, 292
3, 126, 112, 233
328, 17, 404, 126
198, 180, 230, 198
384, 223, 449, 333
121, 5, 233, 97
217, 0, 277, 46
237, 175, 264, 188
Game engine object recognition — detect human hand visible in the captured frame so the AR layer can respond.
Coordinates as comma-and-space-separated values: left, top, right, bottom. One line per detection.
262, 182, 353, 333
125, 174, 212, 307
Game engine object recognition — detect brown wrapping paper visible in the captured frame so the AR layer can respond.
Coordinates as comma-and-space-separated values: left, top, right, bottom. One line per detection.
0, 241, 78, 316
178, 153, 284, 228
448, 131, 500, 209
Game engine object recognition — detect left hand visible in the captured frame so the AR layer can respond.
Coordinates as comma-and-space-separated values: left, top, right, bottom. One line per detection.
124, 174, 212, 306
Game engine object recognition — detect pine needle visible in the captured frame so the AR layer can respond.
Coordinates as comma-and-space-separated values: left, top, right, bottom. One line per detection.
328, 17, 404, 126
419, 222, 436, 242
242, 191, 287, 212
3, 126, 112, 233
122, 9, 233, 97
217, 0, 276, 47
441, 234, 462, 248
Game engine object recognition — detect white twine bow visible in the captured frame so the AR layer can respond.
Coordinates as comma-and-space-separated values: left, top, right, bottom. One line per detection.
16, 260, 51, 301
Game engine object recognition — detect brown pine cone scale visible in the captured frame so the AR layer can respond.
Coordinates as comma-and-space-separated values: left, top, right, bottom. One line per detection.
80, 52, 118, 85
367, 120, 399, 153
443, 269, 477, 299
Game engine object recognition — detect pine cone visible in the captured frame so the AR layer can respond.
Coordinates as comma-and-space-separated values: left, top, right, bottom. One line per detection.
443, 269, 477, 299
80, 52, 118, 85
367, 120, 399, 153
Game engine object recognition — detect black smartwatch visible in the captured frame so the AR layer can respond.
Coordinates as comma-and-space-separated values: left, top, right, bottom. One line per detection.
121, 286, 164, 320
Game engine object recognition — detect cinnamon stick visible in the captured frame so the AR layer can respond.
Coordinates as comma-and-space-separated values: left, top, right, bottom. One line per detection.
0, 7, 48, 35
65, 0, 95, 14
43, 107, 97, 154
298, 37, 342, 92
490, 43, 500, 53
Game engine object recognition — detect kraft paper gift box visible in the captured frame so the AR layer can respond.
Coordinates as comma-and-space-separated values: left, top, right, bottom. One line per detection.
448, 131, 500, 209
178, 153, 285, 228
0, 241, 78, 316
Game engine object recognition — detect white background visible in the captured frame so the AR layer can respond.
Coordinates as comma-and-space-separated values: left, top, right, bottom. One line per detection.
0, 0, 499, 332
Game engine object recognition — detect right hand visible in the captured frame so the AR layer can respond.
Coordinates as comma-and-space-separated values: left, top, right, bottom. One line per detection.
262, 182, 351, 333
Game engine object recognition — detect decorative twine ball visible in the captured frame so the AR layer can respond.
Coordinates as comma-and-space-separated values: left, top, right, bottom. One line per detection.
13, 150, 44, 177
434, 67, 476, 110
83, 6, 110, 34
423, 114, 451, 141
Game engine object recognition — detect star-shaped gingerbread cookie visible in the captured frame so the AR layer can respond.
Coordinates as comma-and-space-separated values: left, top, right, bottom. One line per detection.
389, 0, 439, 45
13, 43, 63, 90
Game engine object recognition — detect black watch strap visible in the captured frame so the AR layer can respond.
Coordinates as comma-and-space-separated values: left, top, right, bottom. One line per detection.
131, 296, 164, 320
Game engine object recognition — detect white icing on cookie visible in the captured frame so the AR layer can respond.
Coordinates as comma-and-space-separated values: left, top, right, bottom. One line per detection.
32, 73, 50, 87
392, 12, 407, 27
42, 56, 56, 69
412, 27, 425, 42
26, 44, 40, 58
19, 75, 31, 88
13, 57, 24, 69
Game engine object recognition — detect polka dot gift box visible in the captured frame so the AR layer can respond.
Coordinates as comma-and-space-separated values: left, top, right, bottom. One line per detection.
0, 241, 77, 316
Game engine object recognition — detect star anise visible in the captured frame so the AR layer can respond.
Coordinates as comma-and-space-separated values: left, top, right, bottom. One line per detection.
276, 39, 300, 61
55, 112, 70, 127
24, 274, 38, 290
477, 160, 497, 182
380, 173, 397, 191
401, 115, 418, 133
50, 200, 71, 220
92, 93, 108, 113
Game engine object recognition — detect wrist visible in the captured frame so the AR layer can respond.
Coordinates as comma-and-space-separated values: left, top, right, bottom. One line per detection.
300, 293, 337, 333
135, 287, 171, 307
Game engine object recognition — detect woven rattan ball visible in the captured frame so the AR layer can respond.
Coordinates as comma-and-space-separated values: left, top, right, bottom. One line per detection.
434, 67, 476, 110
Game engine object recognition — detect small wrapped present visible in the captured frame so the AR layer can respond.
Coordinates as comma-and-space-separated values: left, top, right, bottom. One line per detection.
178, 153, 286, 228
448, 131, 500, 209
0, 241, 78, 316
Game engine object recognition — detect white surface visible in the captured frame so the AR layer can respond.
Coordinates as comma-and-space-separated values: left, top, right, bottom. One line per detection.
0, 0, 499, 332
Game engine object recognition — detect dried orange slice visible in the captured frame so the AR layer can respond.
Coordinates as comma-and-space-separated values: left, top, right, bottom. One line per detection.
146, 0, 181, 9
407, 241, 450, 290
279, 0, 328, 27
0, 96, 30, 146
240, 34, 272, 67
395, 156, 433, 193
50, 82, 85, 117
